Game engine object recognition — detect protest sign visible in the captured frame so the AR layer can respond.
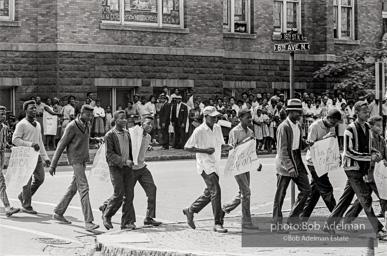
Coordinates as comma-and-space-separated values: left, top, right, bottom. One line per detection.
374, 161, 387, 200
88, 143, 110, 183
224, 139, 260, 177
5, 147, 39, 188
129, 126, 143, 165
310, 137, 341, 177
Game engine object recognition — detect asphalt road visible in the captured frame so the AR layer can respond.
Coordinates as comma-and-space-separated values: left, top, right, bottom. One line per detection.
0, 157, 352, 255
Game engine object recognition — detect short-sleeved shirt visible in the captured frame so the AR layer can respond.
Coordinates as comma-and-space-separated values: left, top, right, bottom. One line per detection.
62, 104, 75, 120
185, 122, 225, 175
228, 123, 254, 147
305, 119, 335, 166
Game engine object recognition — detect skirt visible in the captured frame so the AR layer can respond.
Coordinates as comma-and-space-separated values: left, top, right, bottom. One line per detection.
93, 117, 105, 135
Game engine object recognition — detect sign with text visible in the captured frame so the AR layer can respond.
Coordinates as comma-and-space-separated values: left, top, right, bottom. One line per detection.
274, 43, 310, 52
224, 139, 261, 177
89, 143, 110, 183
374, 161, 387, 200
4, 147, 39, 188
129, 126, 143, 166
280, 33, 307, 41
310, 137, 341, 177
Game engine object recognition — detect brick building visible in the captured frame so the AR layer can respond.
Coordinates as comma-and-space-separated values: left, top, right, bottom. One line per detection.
0, 0, 384, 115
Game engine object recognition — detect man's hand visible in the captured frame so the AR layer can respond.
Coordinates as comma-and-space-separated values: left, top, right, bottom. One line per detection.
126, 160, 134, 168
162, 123, 166, 129
49, 166, 56, 176
182, 124, 185, 128
223, 144, 234, 151
205, 147, 215, 155
323, 132, 337, 139
371, 153, 378, 162
148, 145, 153, 151
307, 141, 315, 148
288, 168, 297, 178
45, 160, 51, 167
383, 159, 387, 167
32, 143, 40, 151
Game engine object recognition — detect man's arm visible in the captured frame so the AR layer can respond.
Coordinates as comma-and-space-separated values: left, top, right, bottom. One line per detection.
105, 132, 126, 168
12, 122, 33, 147
37, 123, 50, 162
277, 125, 295, 173
344, 127, 372, 161
51, 124, 75, 168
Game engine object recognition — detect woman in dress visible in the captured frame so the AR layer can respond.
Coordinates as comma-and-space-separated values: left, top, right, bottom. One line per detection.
93, 99, 106, 137
43, 98, 61, 150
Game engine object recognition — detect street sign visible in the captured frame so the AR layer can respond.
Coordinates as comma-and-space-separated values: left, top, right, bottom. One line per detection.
274, 43, 310, 52
280, 33, 306, 41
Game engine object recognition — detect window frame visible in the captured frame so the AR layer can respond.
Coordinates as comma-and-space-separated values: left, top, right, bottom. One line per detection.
0, 0, 15, 21
223, 0, 251, 34
273, 0, 302, 34
333, 0, 355, 40
102, 0, 184, 29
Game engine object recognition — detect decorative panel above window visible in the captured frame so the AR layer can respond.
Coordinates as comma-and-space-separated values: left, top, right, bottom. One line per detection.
333, 0, 355, 40
102, 0, 183, 28
223, 0, 251, 34
273, 0, 301, 33
0, 0, 15, 21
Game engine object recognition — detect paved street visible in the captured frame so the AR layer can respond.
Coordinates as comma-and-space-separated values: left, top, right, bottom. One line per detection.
0, 156, 374, 255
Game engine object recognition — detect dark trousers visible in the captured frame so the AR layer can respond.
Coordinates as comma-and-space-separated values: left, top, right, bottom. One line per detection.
133, 167, 157, 220
326, 170, 384, 233
161, 126, 169, 149
273, 151, 311, 224
190, 172, 223, 225
344, 182, 387, 222
223, 172, 252, 224
104, 166, 135, 227
300, 165, 336, 221
19, 157, 45, 210
173, 125, 185, 149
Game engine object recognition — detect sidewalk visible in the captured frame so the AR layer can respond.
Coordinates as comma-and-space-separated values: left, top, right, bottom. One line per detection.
95, 205, 387, 256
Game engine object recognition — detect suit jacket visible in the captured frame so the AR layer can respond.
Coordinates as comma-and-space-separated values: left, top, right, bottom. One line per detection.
275, 118, 308, 177
171, 103, 188, 127
159, 102, 171, 127
105, 129, 133, 169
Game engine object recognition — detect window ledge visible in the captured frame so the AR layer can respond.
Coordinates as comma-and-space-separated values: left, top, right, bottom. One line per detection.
0, 20, 21, 27
223, 32, 257, 39
334, 39, 360, 45
100, 23, 189, 34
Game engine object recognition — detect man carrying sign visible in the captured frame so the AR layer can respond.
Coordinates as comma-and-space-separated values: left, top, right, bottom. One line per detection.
222, 109, 261, 230
300, 109, 341, 221
12, 100, 51, 214
0, 106, 20, 217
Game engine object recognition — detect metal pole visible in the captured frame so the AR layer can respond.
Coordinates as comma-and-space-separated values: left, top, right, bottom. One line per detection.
290, 51, 295, 206
378, 62, 383, 117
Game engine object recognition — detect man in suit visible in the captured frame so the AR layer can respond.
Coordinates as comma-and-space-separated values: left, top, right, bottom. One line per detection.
159, 95, 171, 150
171, 95, 188, 149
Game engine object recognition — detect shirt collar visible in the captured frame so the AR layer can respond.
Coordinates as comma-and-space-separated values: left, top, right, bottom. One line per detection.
287, 117, 298, 126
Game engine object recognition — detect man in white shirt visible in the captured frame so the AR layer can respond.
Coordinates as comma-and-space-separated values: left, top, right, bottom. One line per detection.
61, 96, 76, 135
13, 100, 51, 214
183, 106, 233, 233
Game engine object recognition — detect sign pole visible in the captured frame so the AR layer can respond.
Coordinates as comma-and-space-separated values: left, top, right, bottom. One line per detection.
376, 62, 385, 118
290, 51, 295, 206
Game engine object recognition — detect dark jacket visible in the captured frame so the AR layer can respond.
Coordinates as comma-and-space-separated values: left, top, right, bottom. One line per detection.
159, 102, 171, 127
105, 128, 133, 169
171, 103, 188, 127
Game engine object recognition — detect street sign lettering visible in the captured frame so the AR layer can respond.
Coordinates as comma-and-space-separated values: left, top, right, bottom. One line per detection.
274, 43, 310, 52
281, 33, 306, 41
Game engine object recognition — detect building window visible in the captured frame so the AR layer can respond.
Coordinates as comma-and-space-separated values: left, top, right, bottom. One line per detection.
273, 0, 301, 33
0, 87, 16, 115
102, 0, 184, 28
333, 0, 355, 40
0, 0, 15, 21
223, 0, 251, 33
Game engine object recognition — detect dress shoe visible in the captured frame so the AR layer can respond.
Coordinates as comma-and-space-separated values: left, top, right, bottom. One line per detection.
242, 223, 260, 230
213, 224, 228, 233
182, 207, 195, 229
85, 222, 100, 231
5, 207, 20, 217
144, 218, 162, 226
102, 216, 113, 230
121, 223, 136, 230
22, 207, 37, 214
53, 214, 71, 224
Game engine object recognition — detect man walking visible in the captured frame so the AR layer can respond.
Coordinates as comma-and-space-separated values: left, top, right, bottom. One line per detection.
159, 95, 171, 150
183, 106, 233, 233
0, 106, 20, 217
272, 99, 312, 232
300, 109, 341, 222
49, 105, 99, 231
171, 95, 188, 149
13, 100, 51, 214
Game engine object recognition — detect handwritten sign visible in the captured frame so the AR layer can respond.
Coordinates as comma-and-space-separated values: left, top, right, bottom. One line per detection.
224, 139, 261, 177
88, 143, 110, 183
129, 126, 143, 166
310, 137, 341, 177
374, 161, 387, 200
5, 147, 39, 188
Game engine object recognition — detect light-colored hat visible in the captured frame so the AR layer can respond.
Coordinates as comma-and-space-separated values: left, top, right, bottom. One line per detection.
203, 106, 222, 117
286, 99, 303, 111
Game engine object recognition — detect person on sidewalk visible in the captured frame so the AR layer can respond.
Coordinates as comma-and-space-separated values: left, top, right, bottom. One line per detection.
49, 105, 99, 231
171, 95, 188, 149
183, 106, 233, 233
300, 109, 341, 222
101, 110, 135, 230
272, 99, 313, 233
324, 101, 387, 241
12, 100, 51, 214
222, 109, 261, 230
0, 106, 20, 217
343, 115, 387, 224
159, 95, 171, 150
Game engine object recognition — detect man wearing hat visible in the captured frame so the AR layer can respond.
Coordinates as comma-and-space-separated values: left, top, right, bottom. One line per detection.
272, 99, 312, 232
171, 95, 188, 149
0, 106, 20, 217
159, 94, 171, 150
61, 96, 76, 135
49, 104, 99, 231
183, 106, 233, 233
12, 100, 51, 214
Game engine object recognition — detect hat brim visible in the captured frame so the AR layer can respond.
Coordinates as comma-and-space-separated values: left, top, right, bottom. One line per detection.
206, 111, 222, 117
